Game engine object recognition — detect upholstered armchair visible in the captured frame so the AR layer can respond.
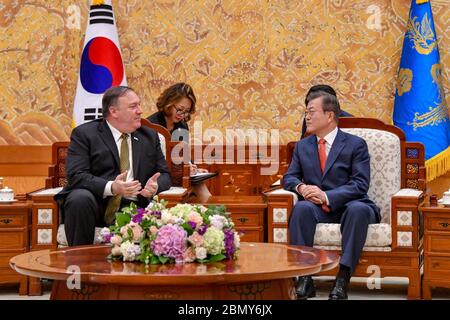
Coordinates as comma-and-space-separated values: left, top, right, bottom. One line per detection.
264, 118, 426, 299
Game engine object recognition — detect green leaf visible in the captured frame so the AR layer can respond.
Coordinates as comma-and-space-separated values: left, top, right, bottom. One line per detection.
158, 256, 169, 264
150, 255, 160, 265
197, 258, 210, 263
115, 212, 131, 227
140, 219, 151, 230
182, 222, 194, 236
209, 254, 226, 262
140, 238, 149, 249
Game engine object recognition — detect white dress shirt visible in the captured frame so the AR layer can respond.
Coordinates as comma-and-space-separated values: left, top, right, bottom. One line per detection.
316, 126, 338, 157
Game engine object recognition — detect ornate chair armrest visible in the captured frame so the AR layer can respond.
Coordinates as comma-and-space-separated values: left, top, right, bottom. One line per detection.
393, 188, 424, 199
263, 188, 298, 206
390, 188, 425, 251
158, 187, 188, 196
157, 187, 189, 206
263, 188, 298, 244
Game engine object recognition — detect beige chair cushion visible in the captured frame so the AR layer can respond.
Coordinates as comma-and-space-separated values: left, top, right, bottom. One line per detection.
157, 132, 166, 158
341, 128, 401, 224
313, 223, 391, 247
57, 224, 103, 247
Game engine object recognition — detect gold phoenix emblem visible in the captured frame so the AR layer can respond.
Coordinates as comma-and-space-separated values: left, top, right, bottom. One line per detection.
407, 103, 448, 130
396, 68, 413, 96
406, 13, 436, 55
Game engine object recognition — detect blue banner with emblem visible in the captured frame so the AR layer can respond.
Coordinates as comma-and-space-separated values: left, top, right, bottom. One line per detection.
393, 0, 450, 181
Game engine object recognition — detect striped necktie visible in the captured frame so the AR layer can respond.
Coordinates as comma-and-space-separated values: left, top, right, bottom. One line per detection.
104, 133, 130, 225
318, 138, 330, 213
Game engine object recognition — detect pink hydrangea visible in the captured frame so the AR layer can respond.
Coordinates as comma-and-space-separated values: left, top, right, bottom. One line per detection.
151, 224, 187, 260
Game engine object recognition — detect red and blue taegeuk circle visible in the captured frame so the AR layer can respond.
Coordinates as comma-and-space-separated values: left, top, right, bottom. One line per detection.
80, 37, 124, 94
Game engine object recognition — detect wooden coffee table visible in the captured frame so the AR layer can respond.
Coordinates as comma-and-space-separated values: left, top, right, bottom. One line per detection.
10, 242, 339, 300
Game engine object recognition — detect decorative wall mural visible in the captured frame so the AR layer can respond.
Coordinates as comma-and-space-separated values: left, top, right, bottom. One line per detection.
0, 0, 448, 145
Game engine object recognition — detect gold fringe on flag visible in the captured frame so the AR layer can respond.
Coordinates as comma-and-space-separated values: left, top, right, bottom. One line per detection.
416, 0, 429, 4
426, 146, 450, 181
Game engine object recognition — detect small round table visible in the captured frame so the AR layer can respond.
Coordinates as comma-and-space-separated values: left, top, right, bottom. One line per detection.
10, 242, 339, 300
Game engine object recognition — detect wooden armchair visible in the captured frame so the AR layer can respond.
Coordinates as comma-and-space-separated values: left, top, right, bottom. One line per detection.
264, 118, 426, 299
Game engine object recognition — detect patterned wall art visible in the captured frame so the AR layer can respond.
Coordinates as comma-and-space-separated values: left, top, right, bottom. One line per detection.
0, 0, 449, 145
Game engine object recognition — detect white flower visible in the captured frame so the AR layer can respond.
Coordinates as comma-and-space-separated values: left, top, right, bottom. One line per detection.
98, 227, 111, 242
234, 232, 241, 249
160, 209, 173, 224
169, 203, 196, 220
209, 215, 228, 230
120, 241, 133, 258
120, 241, 141, 262
195, 247, 207, 260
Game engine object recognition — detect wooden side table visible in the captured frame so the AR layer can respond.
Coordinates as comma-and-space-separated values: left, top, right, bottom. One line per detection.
190, 196, 267, 242
422, 205, 450, 299
0, 200, 31, 295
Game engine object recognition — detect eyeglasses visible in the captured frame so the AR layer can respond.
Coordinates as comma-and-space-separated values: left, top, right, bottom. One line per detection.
305, 109, 330, 117
304, 109, 318, 117
174, 106, 191, 116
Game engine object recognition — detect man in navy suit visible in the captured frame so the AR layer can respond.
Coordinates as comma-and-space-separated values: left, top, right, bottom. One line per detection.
283, 90, 380, 300
57, 86, 171, 246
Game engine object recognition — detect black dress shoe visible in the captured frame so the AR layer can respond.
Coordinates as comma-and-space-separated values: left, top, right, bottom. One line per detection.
328, 277, 348, 300
296, 276, 316, 300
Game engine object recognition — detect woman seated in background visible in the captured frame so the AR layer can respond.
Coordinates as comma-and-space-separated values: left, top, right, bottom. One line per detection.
147, 82, 212, 202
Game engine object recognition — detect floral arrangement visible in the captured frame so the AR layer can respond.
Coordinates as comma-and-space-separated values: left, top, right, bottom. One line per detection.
99, 197, 240, 264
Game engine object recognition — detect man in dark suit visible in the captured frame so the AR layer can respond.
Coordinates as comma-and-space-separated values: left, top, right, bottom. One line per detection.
301, 85, 352, 139
283, 90, 380, 300
57, 86, 171, 246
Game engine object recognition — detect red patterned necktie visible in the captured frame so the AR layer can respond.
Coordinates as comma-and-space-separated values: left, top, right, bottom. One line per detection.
318, 138, 330, 213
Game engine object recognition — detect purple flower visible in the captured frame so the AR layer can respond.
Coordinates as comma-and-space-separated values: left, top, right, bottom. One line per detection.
197, 224, 208, 235
224, 229, 235, 259
188, 221, 197, 230
151, 224, 187, 260
104, 233, 112, 243
132, 209, 145, 223
150, 210, 161, 218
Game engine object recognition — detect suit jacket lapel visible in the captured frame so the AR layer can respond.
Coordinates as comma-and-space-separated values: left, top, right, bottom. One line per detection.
131, 131, 142, 179
99, 121, 120, 168
322, 129, 346, 179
